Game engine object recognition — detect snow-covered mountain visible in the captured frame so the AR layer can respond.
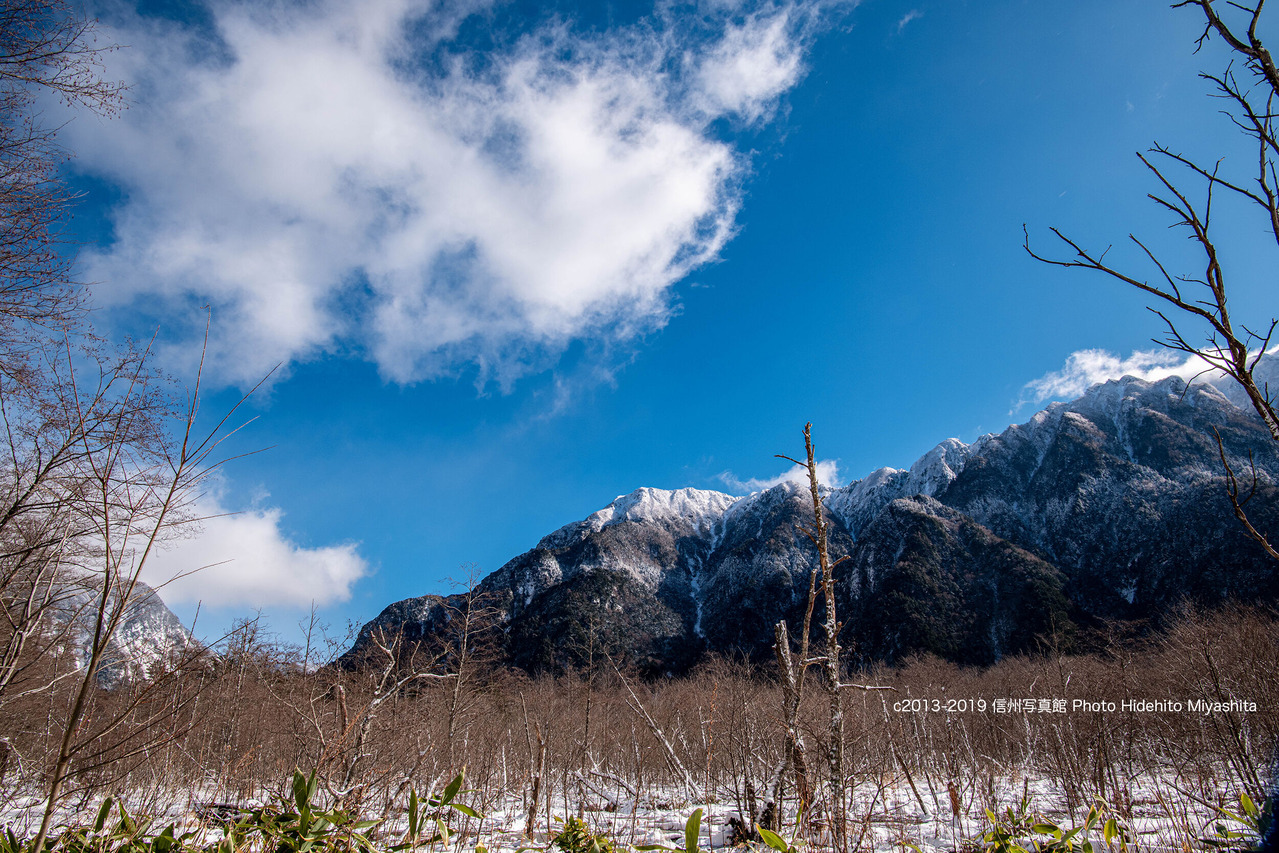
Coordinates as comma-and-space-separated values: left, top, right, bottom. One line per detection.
46, 575, 194, 687
342, 368, 1279, 673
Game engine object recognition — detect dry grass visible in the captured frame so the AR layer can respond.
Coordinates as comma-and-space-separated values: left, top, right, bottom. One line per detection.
0, 603, 1274, 852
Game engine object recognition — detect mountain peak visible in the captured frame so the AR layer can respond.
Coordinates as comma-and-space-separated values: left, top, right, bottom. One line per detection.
604, 486, 739, 530
906, 436, 972, 492
537, 486, 737, 551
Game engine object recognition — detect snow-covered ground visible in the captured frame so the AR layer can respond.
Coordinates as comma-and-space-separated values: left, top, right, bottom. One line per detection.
0, 768, 1249, 853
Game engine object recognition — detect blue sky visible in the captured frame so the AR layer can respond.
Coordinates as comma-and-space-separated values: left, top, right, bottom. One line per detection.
60, 0, 1276, 647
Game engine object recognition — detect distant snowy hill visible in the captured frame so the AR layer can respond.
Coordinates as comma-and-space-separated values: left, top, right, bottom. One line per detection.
48, 575, 194, 687
342, 364, 1279, 673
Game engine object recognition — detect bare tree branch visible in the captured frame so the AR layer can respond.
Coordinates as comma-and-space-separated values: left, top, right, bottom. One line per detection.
1026, 0, 1279, 559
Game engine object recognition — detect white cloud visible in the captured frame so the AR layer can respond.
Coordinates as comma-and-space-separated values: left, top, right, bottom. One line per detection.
1019, 347, 1219, 406
896, 10, 922, 33
141, 494, 369, 608
694, 10, 805, 122
68, 0, 819, 387
720, 458, 842, 493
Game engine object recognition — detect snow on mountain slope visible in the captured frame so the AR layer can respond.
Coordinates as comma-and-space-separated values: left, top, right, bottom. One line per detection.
1207, 353, 1279, 414
537, 487, 739, 550
829, 365, 1278, 541
342, 359, 1279, 673
827, 436, 979, 538
50, 575, 194, 687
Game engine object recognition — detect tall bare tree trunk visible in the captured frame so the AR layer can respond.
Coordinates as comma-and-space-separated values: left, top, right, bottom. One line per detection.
780, 423, 847, 850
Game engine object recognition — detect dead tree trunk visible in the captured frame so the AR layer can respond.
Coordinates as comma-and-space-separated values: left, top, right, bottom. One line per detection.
770, 619, 812, 829
779, 423, 847, 850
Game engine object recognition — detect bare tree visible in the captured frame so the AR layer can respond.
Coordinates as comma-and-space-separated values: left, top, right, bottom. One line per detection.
0, 4, 287, 840
0, 0, 123, 356
766, 576, 817, 831
331, 628, 449, 797
0, 340, 169, 706
777, 424, 848, 849
28, 336, 258, 853
1025, 0, 1279, 557
775, 424, 894, 851
0, 0, 135, 714
442, 568, 503, 771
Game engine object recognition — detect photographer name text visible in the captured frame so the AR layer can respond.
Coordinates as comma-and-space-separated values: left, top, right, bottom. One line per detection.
890, 698, 1258, 715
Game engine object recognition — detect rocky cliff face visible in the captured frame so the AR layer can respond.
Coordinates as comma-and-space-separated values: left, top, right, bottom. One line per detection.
342, 371, 1279, 674
836, 496, 1072, 666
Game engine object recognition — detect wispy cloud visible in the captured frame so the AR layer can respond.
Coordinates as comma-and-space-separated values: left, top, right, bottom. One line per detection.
142, 493, 369, 609
719, 458, 842, 493
1018, 347, 1218, 408
896, 9, 922, 33
69, 0, 825, 388
694, 8, 806, 123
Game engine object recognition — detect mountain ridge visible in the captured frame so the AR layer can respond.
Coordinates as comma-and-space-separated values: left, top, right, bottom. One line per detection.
340, 366, 1279, 674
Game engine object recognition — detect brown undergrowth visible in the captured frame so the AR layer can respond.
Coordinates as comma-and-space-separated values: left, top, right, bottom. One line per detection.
0, 604, 1274, 852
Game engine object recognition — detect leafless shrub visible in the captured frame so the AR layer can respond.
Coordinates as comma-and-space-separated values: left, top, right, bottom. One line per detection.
1, 602, 1273, 853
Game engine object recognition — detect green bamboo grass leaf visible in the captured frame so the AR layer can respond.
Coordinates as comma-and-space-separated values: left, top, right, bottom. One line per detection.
152, 825, 177, 853
1242, 793, 1259, 821
93, 800, 114, 834
763, 826, 801, 853
440, 774, 463, 807
683, 809, 702, 853
292, 771, 308, 812
118, 802, 137, 836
